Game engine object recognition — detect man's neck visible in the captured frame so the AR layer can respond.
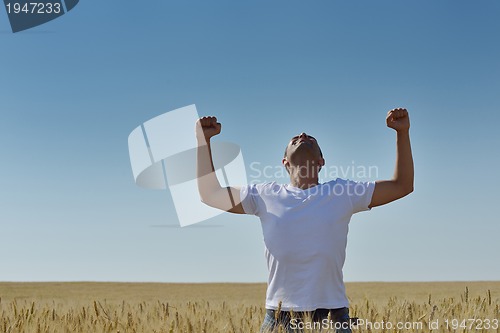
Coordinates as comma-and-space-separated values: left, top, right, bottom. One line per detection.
289, 169, 319, 189
290, 180, 319, 189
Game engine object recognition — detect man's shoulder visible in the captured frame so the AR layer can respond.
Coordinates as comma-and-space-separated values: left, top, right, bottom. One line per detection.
246, 181, 279, 187
244, 181, 281, 192
320, 178, 361, 194
323, 178, 368, 186
322, 178, 349, 186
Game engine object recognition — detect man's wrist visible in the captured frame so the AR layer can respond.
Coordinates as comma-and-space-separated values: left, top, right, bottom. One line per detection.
396, 129, 410, 136
196, 135, 211, 144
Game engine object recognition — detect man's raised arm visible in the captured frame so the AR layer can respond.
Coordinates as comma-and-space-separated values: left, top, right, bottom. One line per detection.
369, 108, 414, 208
195, 116, 246, 214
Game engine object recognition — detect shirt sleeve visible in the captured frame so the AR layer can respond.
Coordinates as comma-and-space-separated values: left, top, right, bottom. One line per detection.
347, 180, 376, 214
240, 184, 261, 216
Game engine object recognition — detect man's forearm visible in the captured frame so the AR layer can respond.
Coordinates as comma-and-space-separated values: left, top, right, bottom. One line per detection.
196, 137, 223, 201
394, 130, 414, 193
369, 108, 413, 208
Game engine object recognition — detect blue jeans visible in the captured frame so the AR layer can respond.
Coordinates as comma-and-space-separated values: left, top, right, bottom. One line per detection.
260, 307, 353, 333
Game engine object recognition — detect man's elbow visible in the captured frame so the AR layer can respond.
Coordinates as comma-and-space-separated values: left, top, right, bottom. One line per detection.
200, 196, 217, 209
392, 179, 414, 197
402, 184, 414, 196
393, 180, 413, 198
198, 190, 211, 205
198, 190, 222, 209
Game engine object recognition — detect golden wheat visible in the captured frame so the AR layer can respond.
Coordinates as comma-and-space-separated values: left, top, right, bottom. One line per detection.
0, 282, 499, 332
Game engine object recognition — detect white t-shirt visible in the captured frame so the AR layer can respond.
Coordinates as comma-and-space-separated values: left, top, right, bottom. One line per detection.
240, 178, 375, 311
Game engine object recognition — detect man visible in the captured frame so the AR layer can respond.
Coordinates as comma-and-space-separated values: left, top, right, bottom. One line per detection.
195, 108, 414, 333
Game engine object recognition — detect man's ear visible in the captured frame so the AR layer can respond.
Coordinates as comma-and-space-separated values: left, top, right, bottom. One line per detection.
317, 158, 325, 173
282, 158, 290, 172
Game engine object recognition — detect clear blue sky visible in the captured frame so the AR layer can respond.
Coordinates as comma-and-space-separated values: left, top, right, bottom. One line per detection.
1, 0, 499, 282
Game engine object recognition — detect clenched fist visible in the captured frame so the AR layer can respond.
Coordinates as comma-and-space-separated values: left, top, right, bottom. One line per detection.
386, 108, 410, 132
195, 116, 221, 141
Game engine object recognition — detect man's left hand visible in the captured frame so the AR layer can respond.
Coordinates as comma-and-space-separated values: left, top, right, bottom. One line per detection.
386, 108, 410, 132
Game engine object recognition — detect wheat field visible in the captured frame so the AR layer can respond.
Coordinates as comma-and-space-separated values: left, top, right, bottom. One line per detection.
0, 281, 499, 332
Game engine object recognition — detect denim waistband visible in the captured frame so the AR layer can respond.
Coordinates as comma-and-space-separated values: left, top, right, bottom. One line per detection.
266, 307, 349, 323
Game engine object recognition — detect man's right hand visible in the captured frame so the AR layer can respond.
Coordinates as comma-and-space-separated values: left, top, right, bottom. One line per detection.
196, 116, 221, 141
